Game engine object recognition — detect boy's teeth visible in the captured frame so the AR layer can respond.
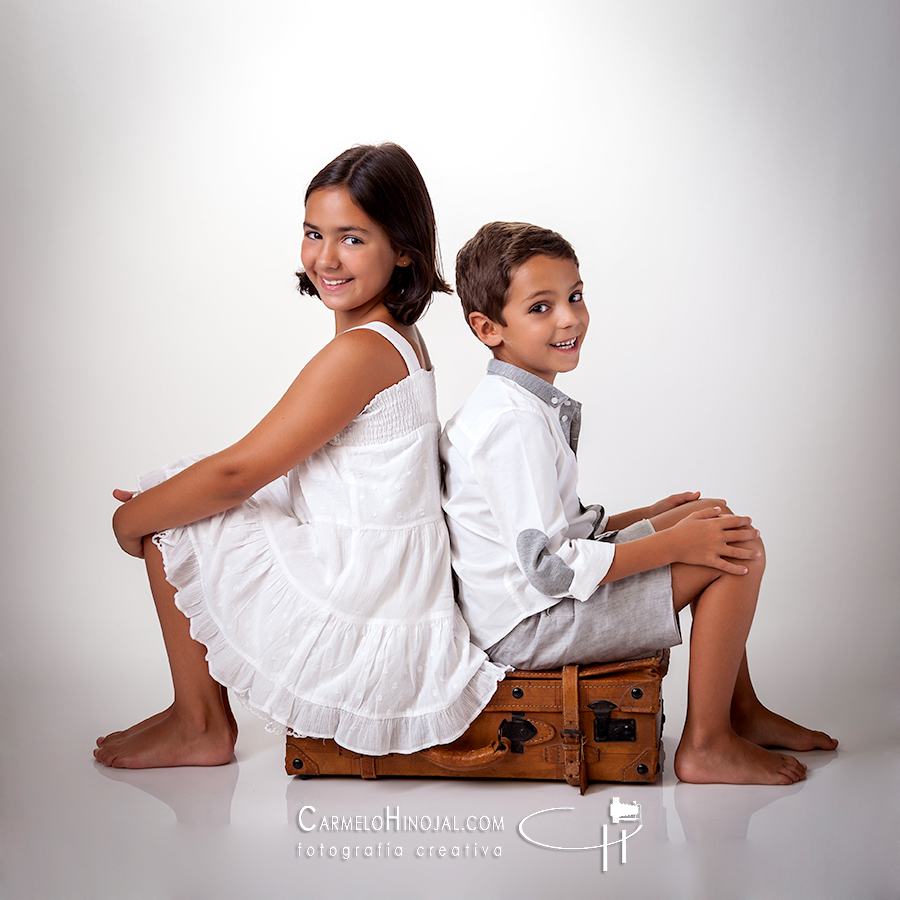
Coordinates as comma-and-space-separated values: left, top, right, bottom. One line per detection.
553, 338, 576, 349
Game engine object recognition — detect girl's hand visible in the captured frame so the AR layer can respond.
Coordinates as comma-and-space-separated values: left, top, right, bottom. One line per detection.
112, 489, 145, 559
648, 491, 702, 519
666, 506, 760, 575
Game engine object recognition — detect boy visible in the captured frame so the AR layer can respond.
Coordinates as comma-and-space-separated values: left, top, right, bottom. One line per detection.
440, 221, 837, 784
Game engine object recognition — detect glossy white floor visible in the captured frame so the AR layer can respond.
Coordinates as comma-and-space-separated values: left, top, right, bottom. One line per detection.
2, 639, 897, 899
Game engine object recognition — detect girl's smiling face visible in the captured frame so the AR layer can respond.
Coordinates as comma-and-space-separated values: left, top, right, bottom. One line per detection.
301, 186, 409, 318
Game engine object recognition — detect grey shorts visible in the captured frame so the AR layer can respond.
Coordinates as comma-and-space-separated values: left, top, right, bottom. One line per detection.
486, 519, 681, 669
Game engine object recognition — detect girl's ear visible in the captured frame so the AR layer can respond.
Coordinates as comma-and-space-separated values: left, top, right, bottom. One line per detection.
396, 252, 412, 268
468, 311, 503, 348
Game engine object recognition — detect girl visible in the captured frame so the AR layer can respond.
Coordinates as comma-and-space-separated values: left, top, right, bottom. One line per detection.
95, 143, 507, 769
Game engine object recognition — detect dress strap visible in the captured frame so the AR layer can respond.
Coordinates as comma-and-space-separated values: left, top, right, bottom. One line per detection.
345, 321, 422, 374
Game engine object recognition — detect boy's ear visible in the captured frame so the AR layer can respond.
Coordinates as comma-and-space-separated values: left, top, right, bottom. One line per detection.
468, 311, 503, 348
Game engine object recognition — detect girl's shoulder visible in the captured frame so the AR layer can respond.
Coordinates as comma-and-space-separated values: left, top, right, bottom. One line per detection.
316, 323, 406, 374
320, 326, 437, 447
335, 321, 427, 371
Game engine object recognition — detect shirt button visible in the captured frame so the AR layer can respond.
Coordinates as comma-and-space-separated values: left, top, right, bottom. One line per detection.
551, 397, 559, 405
563, 399, 571, 407
561, 415, 569, 422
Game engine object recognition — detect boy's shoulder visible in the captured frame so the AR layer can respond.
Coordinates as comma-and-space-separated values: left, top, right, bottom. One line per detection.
443, 363, 553, 451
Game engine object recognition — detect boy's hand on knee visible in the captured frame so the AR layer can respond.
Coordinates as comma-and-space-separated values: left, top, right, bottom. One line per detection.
648, 491, 701, 518
667, 507, 760, 575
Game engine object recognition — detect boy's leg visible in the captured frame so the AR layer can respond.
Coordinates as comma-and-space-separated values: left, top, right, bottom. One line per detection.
652, 501, 837, 752
730, 651, 837, 751
671, 552, 807, 784
652, 500, 832, 783
94, 536, 236, 768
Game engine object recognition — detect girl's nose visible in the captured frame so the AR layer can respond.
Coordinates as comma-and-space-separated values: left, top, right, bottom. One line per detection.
317, 240, 339, 269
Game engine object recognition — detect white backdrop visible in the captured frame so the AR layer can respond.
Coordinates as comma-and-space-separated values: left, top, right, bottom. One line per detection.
2, 0, 898, 815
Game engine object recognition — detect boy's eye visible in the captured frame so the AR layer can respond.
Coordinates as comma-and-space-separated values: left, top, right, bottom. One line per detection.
304, 230, 322, 241
569, 291, 583, 303
529, 302, 550, 314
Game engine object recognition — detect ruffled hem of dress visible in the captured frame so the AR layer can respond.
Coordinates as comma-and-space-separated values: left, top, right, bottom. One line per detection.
140, 468, 508, 757
278, 659, 508, 755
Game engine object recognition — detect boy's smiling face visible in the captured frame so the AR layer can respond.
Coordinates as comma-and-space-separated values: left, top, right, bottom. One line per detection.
469, 254, 588, 384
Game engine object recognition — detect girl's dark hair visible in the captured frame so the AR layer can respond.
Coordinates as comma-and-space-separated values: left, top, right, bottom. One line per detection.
296, 143, 450, 325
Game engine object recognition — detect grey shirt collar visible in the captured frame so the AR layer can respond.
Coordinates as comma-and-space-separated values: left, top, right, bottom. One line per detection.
486, 359, 582, 452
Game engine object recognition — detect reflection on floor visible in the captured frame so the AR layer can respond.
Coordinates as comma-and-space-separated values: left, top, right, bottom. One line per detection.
3, 661, 897, 900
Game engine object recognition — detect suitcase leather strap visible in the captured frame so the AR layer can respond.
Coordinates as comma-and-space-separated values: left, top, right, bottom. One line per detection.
561, 664, 587, 794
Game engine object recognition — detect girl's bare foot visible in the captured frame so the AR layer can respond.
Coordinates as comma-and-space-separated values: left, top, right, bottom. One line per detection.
220, 685, 239, 742
731, 701, 838, 752
93, 705, 235, 769
97, 687, 239, 749
674, 729, 807, 785
96, 705, 174, 748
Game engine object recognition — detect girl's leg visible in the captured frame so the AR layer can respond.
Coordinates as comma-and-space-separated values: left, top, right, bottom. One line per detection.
94, 537, 236, 768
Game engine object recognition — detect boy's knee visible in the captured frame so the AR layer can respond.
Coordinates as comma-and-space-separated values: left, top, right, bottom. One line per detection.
690, 497, 734, 516
740, 533, 766, 580
754, 535, 766, 568
701, 498, 766, 574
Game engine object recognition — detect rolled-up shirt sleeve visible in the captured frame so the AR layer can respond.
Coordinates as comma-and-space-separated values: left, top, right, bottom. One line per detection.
468, 408, 614, 602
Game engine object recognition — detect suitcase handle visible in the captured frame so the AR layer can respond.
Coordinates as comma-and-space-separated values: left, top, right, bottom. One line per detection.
417, 738, 509, 771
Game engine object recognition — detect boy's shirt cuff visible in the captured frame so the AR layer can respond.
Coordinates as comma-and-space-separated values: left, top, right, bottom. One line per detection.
556, 536, 616, 601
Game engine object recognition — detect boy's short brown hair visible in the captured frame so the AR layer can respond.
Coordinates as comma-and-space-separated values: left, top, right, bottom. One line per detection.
455, 222, 579, 327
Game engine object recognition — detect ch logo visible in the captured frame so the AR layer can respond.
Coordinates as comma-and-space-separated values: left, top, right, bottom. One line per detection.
518, 797, 643, 872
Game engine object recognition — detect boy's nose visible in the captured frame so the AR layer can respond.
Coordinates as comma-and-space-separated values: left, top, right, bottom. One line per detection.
556, 305, 580, 327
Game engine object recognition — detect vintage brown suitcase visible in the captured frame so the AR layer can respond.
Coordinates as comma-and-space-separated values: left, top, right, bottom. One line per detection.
286, 651, 668, 792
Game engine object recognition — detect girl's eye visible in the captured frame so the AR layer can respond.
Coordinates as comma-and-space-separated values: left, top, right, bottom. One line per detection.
529, 302, 550, 314
569, 291, 583, 303
304, 230, 321, 241
343, 235, 363, 246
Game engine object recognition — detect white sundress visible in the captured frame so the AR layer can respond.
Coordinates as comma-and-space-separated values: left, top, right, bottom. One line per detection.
138, 321, 506, 755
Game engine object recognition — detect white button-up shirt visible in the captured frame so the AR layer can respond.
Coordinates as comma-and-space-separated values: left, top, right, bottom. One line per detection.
440, 360, 614, 649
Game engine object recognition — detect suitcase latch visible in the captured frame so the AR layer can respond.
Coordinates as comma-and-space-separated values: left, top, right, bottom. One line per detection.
588, 699, 636, 742
499, 713, 538, 753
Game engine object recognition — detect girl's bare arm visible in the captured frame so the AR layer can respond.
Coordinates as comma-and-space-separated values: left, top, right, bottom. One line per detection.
113, 329, 408, 556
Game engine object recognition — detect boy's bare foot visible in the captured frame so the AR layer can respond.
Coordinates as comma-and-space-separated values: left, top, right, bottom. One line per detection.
93, 707, 235, 769
731, 702, 838, 752
674, 730, 807, 785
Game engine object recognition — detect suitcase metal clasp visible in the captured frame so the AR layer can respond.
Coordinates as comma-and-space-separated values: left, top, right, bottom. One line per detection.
588, 699, 636, 742
499, 713, 539, 753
